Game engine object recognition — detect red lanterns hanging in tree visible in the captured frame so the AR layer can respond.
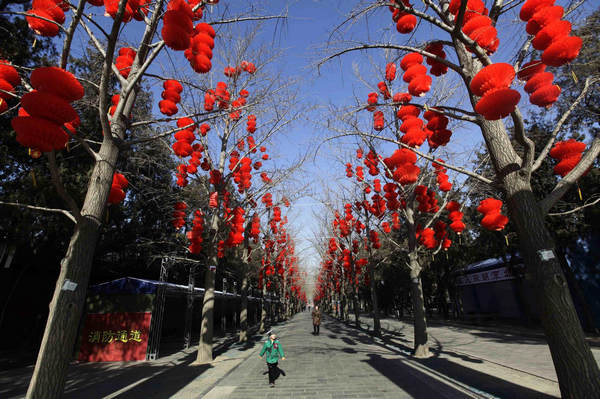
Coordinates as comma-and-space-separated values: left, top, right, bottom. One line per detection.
12, 67, 83, 153
470, 63, 520, 120
185, 23, 216, 73
159, 79, 183, 116
517, 60, 561, 108
477, 198, 509, 231
0, 60, 20, 113
549, 139, 586, 177
115, 48, 136, 78
26, 0, 65, 37
107, 172, 129, 204
520, 0, 582, 67
400, 52, 432, 97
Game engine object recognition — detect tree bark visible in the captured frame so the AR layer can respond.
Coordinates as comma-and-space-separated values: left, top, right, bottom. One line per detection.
504, 179, 600, 397
196, 254, 216, 363
368, 262, 380, 335
26, 137, 119, 398
409, 252, 431, 358
259, 282, 267, 333
239, 272, 249, 342
183, 266, 196, 349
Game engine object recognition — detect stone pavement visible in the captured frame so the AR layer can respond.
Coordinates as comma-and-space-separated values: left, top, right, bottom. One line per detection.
202, 311, 565, 399
3, 312, 597, 398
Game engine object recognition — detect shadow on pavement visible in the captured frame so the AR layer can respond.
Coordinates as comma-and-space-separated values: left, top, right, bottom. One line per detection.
326, 315, 556, 399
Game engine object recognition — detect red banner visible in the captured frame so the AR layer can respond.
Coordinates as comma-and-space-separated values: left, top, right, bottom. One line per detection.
78, 312, 152, 362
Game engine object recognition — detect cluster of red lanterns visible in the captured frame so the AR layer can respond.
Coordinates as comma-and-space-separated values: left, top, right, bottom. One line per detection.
369, 230, 381, 249
0, 60, 19, 113
391, 211, 401, 230
415, 185, 439, 213
103, 0, 150, 24
172, 117, 196, 157
433, 159, 452, 192
520, 0, 582, 67
262, 193, 273, 208
385, 63, 396, 82
383, 183, 401, 210
377, 81, 391, 100
108, 94, 120, 117
417, 226, 436, 249
223, 61, 257, 77
369, 194, 387, 218
400, 52, 431, 97
159, 79, 183, 116
185, 23, 216, 73
383, 148, 420, 185
424, 42, 448, 76
397, 105, 427, 148
477, 198, 509, 231
424, 109, 452, 149
549, 139, 586, 177
453, 0, 499, 54
470, 63, 521, 120
26, 0, 68, 37
172, 201, 187, 229
225, 207, 245, 247
366, 92, 378, 111
107, 172, 129, 204
364, 150, 379, 176
247, 114, 257, 133
162, 0, 195, 51
517, 60, 560, 108
389, 0, 417, 34
187, 210, 204, 254
12, 67, 83, 153
373, 110, 384, 131
435, 221, 452, 251
230, 154, 253, 192
249, 214, 261, 242
176, 164, 189, 187
115, 48, 136, 78
446, 201, 466, 234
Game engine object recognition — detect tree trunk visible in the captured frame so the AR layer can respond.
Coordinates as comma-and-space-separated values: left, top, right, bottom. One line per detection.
239, 272, 249, 342
260, 283, 267, 333
183, 266, 196, 349
505, 180, 600, 397
196, 255, 216, 364
409, 256, 431, 358
368, 263, 380, 335
452, 38, 600, 395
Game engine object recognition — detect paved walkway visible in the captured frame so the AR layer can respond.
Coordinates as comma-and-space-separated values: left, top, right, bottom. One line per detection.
201, 311, 578, 398
4, 312, 598, 398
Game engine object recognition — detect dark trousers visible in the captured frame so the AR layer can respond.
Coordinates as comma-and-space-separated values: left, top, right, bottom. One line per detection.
313, 323, 320, 334
267, 362, 278, 383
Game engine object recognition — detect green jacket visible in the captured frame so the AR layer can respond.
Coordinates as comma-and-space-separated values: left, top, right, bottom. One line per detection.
260, 339, 285, 363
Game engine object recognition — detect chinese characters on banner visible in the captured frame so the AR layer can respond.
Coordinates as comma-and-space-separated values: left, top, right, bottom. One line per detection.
78, 312, 152, 362
455, 267, 515, 286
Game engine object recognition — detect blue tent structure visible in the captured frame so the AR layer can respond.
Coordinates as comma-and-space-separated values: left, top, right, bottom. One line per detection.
80, 277, 275, 361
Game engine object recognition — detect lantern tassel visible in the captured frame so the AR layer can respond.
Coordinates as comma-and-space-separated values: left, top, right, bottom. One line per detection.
577, 182, 582, 202
31, 170, 37, 188
571, 70, 578, 84
504, 235, 509, 246
32, 38, 37, 49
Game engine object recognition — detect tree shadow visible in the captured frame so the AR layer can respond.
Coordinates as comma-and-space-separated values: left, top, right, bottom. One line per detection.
364, 353, 554, 399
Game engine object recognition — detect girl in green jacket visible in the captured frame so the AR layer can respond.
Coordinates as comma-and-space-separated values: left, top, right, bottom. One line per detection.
259, 333, 285, 386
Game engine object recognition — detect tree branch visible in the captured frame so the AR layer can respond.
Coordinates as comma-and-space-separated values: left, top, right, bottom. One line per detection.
46, 151, 82, 223
540, 135, 600, 215
532, 76, 598, 172
0, 201, 76, 223
547, 196, 600, 217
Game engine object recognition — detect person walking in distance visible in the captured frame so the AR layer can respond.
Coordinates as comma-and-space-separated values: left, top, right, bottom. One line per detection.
312, 305, 321, 335
259, 333, 285, 387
